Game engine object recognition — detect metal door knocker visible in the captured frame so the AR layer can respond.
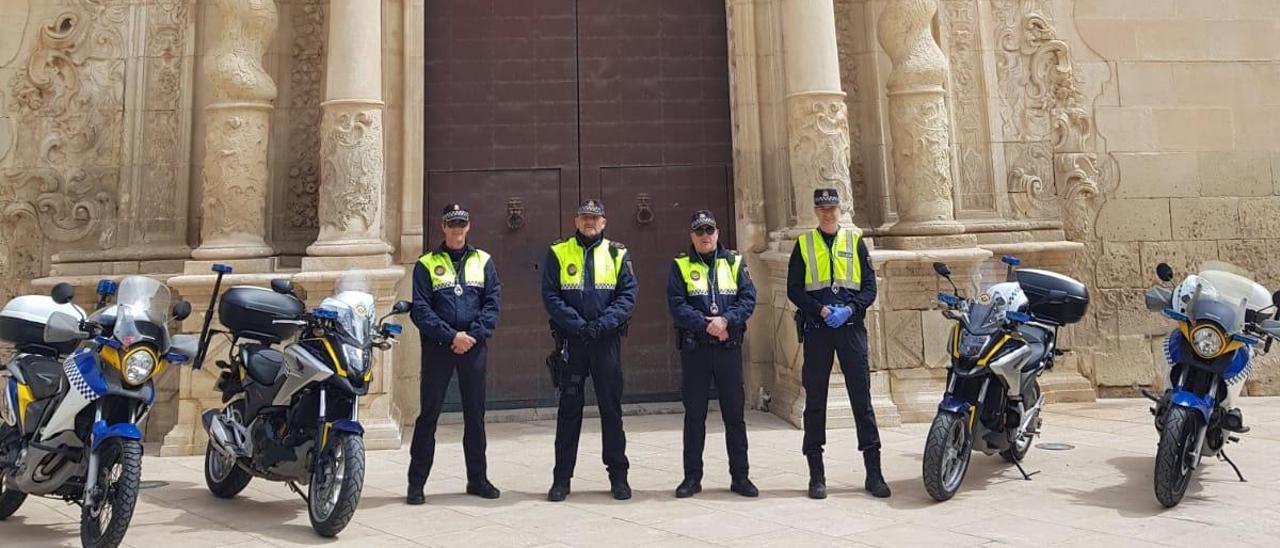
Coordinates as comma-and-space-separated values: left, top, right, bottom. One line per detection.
506, 197, 525, 231
635, 193, 655, 225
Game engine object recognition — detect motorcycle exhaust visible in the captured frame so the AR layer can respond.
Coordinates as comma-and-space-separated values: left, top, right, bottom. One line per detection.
202, 409, 249, 459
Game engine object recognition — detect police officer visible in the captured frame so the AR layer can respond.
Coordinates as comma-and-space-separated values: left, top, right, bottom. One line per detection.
667, 210, 758, 498
787, 188, 891, 499
542, 199, 638, 502
407, 204, 502, 505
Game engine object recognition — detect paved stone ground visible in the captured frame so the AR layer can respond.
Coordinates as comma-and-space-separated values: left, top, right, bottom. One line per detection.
4, 397, 1280, 547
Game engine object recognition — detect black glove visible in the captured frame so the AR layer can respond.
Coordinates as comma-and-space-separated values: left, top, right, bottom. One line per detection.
581, 321, 602, 340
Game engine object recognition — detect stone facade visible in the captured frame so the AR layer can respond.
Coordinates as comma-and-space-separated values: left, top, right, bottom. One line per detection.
1, 0, 1277, 451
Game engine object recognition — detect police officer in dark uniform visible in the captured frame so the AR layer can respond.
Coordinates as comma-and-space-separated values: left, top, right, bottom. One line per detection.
407, 204, 502, 505
787, 188, 891, 499
667, 210, 758, 498
542, 199, 638, 502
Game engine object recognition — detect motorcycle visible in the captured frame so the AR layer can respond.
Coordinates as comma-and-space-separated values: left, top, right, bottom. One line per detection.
193, 265, 409, 537
0, 277, 195, 547
922, 256, 1089, 501
1143, 261, 1280, 507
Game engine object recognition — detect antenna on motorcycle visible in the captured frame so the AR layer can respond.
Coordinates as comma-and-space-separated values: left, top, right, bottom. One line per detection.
1001, 255, 1021, 282
932, 262, 959, 296
193, 264, 233, 370
1156, 263, 1174, 283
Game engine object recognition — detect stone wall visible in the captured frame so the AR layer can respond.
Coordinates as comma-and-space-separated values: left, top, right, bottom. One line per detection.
1070, 0, 1280, 396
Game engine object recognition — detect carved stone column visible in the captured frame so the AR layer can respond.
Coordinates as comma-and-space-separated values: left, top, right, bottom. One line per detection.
781, 0, 853, 228
304, 0, 393, 268
877, 0, 971, 248
191, 0, 277, 263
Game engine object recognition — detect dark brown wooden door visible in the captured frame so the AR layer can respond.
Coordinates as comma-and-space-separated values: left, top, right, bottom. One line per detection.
425, 0, 733, 407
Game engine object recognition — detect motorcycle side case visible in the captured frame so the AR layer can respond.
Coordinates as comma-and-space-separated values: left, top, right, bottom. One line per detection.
1017, 269, 1089, 326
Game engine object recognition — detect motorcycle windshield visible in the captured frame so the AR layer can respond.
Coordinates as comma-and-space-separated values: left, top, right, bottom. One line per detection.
114, 276, 172, 351
1189, 262, 1270, 335
324, 270, 376, 345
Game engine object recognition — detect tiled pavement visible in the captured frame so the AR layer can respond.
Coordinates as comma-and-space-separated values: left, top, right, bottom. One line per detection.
4, 397, 1280, 547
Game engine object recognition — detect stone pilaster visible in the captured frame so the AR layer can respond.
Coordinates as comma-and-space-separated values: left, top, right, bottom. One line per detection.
304, 0, 393, 267
876, 0, 971, 248
191, 0, 278, 263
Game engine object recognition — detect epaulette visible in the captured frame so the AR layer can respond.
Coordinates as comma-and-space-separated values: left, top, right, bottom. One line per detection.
610, 241, 626, 250
676, 252, 688, 258
725, 249, 740, 257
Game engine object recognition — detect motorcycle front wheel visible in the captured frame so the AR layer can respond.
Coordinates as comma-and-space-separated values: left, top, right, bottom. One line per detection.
308, 432, 365, 537
922, 410, 972, 502
0, 473, 27, 520
80, 439, 142, 548
1154, 405, 1202, 508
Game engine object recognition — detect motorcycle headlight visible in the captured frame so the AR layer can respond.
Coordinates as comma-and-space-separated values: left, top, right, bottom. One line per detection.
342, 343, 368, 373
1191, 325, 1225, 358
958, 333, 990, 358
123, 348, 157, 385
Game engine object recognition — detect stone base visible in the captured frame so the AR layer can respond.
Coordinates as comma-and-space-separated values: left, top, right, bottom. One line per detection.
877, 233, 979, 250
889, 368, 947, 423
305, 238, 394, 259
361, 415, 404, 451
767, 370, 901, 429
183, 258, 281, 275
870, 370, 902, 427
300, 253, 394, 272
1040, 368, 1097, 404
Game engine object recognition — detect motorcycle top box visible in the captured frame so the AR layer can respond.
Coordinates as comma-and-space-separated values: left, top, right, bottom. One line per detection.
218, 286, 306, 343
0, 295, 86, 355
1016, 268, 1089, 326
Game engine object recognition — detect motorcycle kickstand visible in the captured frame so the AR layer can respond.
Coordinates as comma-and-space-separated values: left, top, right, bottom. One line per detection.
1012, 460, 1040, 481
287, 481, 310, 504
1218, 450, 1247, 483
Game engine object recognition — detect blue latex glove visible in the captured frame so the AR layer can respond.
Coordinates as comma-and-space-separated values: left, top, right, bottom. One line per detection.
824, 306, 852, 328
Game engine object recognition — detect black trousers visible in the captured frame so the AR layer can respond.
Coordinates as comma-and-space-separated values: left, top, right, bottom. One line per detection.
553, 334, 629, 480
680, 344, 749, 480
802, 322, 880, 456
408, 339, 488, 488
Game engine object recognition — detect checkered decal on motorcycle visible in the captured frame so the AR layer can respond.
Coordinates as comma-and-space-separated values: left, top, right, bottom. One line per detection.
63, 351, 102, 402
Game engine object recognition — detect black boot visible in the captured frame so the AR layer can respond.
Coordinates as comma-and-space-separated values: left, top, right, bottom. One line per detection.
675, 476, 702, 498
547, 478, 571, 502
406, 485, 425, 505
863, 449, 891, 498
466, 478, 501, 499
610, 471, 632, 500
730, 476, 759, 498
807, 454, 826, 500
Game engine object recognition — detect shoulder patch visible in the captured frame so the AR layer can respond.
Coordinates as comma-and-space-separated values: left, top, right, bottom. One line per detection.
610, 241, 626, 249
725, 249, 740, 257
676, 252, 688, 258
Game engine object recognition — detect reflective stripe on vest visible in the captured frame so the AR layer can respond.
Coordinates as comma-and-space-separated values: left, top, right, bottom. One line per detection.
675, 254, 741, 297
551, 238, 625, 291
419, 249, 491, 291
798, 228, 862, 292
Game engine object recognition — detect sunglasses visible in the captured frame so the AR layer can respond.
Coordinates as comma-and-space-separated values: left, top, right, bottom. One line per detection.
692, 227, 716, 236
445, 220, 469, 228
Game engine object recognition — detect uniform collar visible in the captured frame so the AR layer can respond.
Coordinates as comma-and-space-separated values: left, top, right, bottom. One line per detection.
437, 241, 473, 254
689, 244, 723, 263
575, 231, 604, 249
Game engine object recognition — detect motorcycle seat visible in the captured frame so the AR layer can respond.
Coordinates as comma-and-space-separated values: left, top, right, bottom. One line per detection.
12, 354, 67, 400
242, 344, 285, 386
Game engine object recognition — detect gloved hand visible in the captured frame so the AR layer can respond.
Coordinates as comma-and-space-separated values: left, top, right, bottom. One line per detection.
581, 321, 603, 340
824, 306, 852, 328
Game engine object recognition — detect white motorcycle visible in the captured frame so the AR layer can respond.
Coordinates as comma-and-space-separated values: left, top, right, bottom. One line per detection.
1144, 261, 1280, 507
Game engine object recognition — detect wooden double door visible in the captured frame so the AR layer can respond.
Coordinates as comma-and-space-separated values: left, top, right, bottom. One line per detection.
424, 0, 734, 407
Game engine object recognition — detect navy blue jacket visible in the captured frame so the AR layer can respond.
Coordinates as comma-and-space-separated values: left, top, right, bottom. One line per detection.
541, 232, 637, 338
411, 243, 502, 347
667, 244, 757, 333
786, 231, 877, 326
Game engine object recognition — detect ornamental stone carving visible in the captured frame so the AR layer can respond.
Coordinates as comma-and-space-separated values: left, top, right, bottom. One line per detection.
193, 0, 278, 260
940, 0, 997, 214
788, 94, 853, 220
877, 0, 963, 235
320, 107, 384, 233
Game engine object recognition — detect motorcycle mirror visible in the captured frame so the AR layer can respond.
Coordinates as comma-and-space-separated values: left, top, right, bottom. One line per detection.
1156, 263, 1174, 283
932, 262, 952, 278
51, 282, 75, 305
1272, 290, 1280, 309
270, 278, 295, 296
172, 300, 192, 322
391, 300, 412, 315
44, 311, 87, 343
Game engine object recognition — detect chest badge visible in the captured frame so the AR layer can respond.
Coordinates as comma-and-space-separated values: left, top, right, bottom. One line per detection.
567, 264, 578, 276
433, 265, 446, 276
690, 271, 701, 281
